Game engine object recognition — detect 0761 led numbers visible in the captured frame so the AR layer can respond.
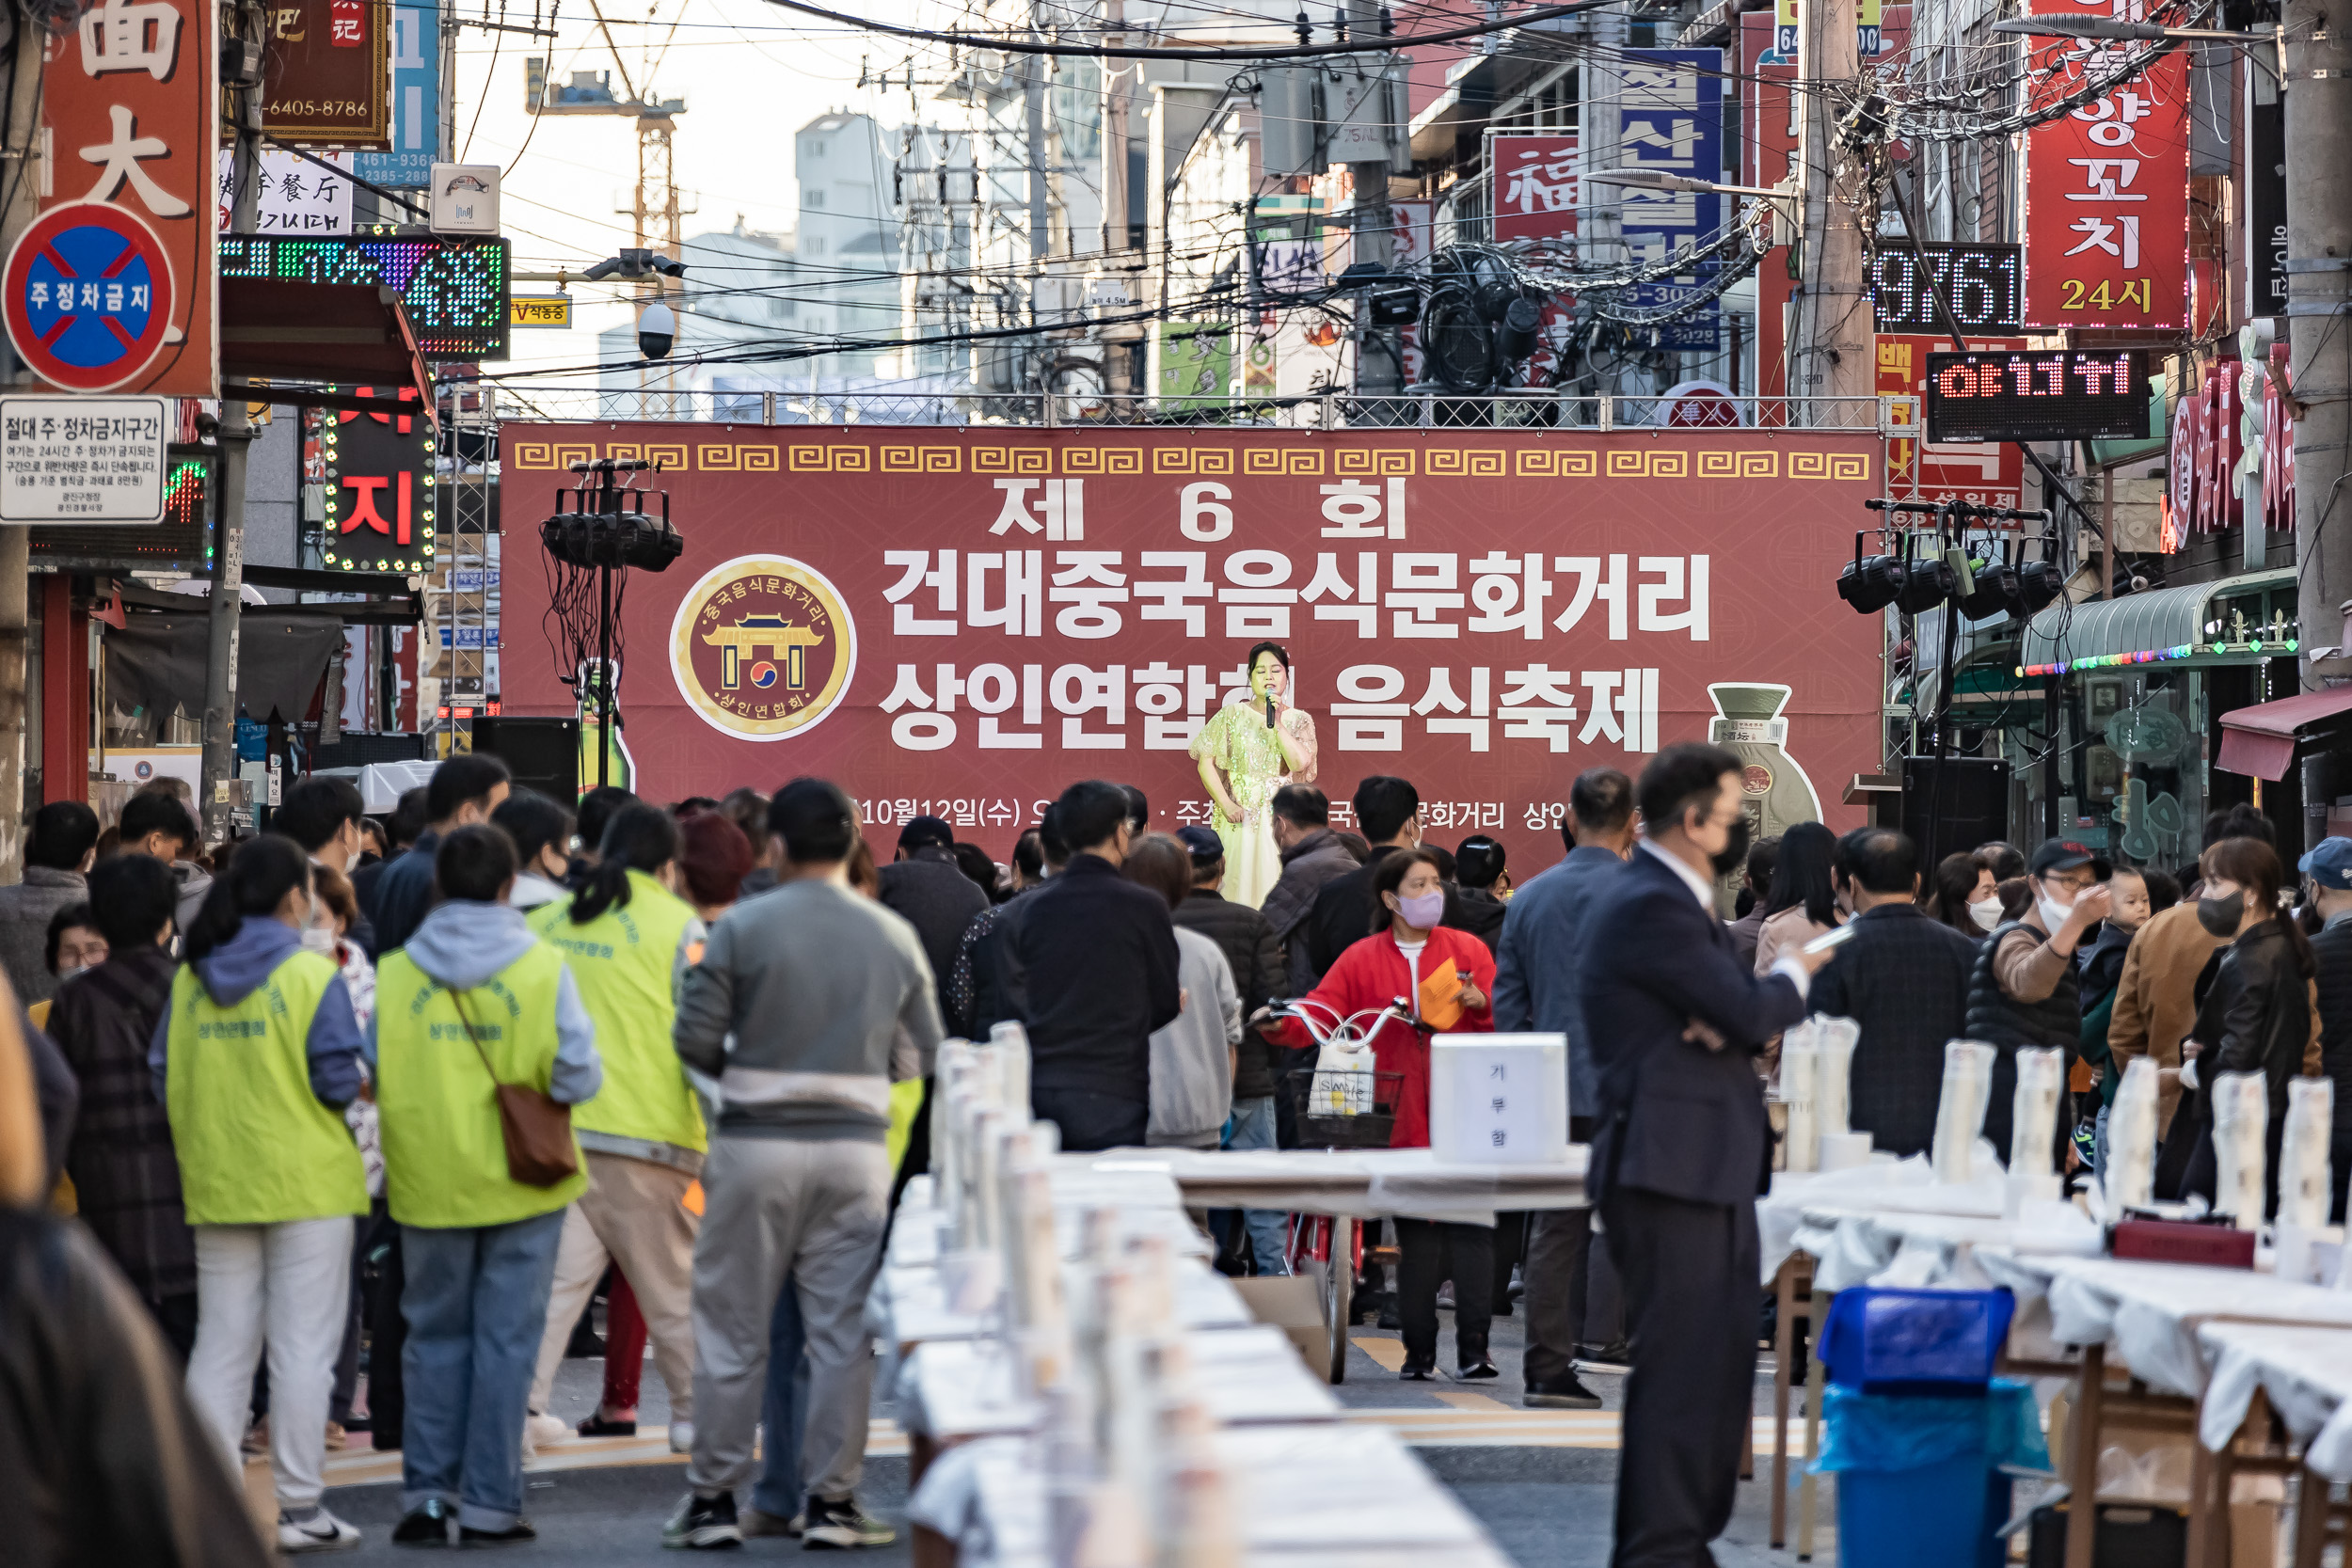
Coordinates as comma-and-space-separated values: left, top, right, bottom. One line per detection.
1871, 243, 2024, 334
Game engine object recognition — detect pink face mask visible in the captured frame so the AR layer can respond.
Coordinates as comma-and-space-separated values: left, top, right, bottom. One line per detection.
1395, 890, 1445, 929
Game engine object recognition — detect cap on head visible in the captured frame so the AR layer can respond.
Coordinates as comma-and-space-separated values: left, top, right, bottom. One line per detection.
1175, 824, 1224, 863
898, 815, 954, 851
2302, 836, 2352, 891
2029, 838, 2099, 878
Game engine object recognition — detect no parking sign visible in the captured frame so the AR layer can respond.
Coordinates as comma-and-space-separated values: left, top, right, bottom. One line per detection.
1, 202, 174, 392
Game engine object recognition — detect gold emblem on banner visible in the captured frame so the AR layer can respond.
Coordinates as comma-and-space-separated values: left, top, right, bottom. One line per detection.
668, 555, 858, 741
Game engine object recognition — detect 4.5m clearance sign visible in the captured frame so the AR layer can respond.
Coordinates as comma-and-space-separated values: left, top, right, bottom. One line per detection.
500, 426, 1887, 872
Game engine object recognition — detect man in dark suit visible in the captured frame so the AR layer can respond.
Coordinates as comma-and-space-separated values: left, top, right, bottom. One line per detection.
1494, 767, 1635, 1410
1808, 827, 1979, 1157
1576, 743, 1828, 1568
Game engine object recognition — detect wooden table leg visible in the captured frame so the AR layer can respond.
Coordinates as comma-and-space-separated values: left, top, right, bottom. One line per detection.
2294, 1466, 2332, 1568
2064, 1344, 2105, 1568
1797, 1288, 1828, 1561
1770, 1259, 1795, 1545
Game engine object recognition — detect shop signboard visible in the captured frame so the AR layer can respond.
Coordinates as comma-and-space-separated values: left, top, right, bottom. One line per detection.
217, 230, 510, 359
1877, 334, 2026, 508
354, 0, 439, 187
321, 385, 434, 573
2020, 0, 2190, 328
1924, 348, 2150, 443
254, 0, 390, 147
0, 395, 168, 521
216, 148, 355, 234
1616, 49, 1723, 352
500, 426, 1887, 875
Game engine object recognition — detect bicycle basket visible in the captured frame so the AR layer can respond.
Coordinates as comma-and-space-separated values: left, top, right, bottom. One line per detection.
1286, 1066, 1404, 1149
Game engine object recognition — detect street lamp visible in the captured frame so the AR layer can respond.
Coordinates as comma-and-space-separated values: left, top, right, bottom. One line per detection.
1582, 167, 1793, 199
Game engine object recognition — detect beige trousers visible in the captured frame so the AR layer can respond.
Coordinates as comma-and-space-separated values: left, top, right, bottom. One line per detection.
526, 1151, 700, 1422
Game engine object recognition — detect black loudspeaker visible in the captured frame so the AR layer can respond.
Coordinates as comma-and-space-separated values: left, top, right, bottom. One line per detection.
471, 717, 579, 804
1902, 755, 2011, 864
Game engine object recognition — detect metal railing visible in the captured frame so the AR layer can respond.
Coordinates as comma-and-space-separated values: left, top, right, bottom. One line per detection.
469, 385, 1889, 432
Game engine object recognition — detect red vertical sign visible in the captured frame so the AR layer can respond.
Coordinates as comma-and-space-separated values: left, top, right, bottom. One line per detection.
26, 0, 218, 394
1489, 134, 1578, 245
2021, 3, 2190, 328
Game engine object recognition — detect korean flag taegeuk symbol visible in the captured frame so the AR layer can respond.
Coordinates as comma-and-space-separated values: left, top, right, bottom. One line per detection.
2, 201, 174, 392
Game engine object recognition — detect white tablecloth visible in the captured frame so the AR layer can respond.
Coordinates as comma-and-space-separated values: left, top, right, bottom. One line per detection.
2195, 1322, 2352, 1471
1784, 1204, 2104, 1294
909, 1425, 1514, 1568
900, 1325, 1341, 1444
1756, 1152, 2013, 1283
1074, 1146, 1588, 1225
1973, 1250, 2352, 1398
873, 1253, 1253, 1355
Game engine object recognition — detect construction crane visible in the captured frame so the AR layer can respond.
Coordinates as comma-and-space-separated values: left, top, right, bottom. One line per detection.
523, 2, 692, 263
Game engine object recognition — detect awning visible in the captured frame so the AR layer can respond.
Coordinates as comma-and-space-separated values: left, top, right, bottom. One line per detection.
2018, 567, 2296, 673
2216, 688, 2352, 781
1410, 56, 1492, 161
218, 281, 437, 423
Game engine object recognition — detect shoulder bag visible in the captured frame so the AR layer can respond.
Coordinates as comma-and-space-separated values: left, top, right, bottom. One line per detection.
445, 985, 579, 1187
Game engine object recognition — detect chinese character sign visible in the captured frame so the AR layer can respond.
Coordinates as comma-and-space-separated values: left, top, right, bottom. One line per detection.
19, 0, 217, 394
1619, 50, 1724, 352
2022, 1, 2189, 328
499, 427, 1887, 879
1490, 134, 1578, 245
255, 0, 390, 146
355, 0, 440, 188
216, 148, 355, 233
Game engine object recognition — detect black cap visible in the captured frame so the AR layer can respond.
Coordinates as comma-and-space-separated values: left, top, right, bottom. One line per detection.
1176, 824, 1224, 862
898, 815, 954, 851
2029, 838, 2100, 877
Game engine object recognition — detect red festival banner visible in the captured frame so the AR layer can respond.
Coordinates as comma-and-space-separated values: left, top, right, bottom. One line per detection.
2021, 0, 2190, 329
499, 426, 1887, 877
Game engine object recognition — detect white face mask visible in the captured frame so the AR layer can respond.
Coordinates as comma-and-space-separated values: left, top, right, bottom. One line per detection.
1969, 898, 2002, 932
2036, 891, 2075, 931
299, 922, 339, 956
56, 963, 92, 982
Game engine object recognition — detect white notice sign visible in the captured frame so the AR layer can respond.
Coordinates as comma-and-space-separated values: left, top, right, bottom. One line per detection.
0, 397, 169, 523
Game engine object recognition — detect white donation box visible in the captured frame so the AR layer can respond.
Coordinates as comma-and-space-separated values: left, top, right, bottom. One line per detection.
1428, 1033, 1570, 1164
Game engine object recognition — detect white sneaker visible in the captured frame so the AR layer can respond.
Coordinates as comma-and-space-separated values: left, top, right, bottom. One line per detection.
278, 1507, 361, 1553
524, 1411, 569, 1455
668, 1419, 695, 1454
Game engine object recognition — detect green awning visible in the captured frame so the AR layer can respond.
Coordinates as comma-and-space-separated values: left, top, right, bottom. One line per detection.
2018, 568, 2297, 674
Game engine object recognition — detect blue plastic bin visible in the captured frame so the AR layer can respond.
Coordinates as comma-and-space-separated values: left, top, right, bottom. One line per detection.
1819, 1287, 2018, 1392
1814, 1380, 2051, 1568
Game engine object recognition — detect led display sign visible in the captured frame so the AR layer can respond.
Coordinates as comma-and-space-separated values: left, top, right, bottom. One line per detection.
1871, 243, 2024, 334
321, 386, 436, 575
218, 229, 510, 361
1924, 349, 2150, 443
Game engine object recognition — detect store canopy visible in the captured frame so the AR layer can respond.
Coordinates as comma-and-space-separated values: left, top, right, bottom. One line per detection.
217, 281, 436, 421
2216, 688, 2352, 781
2018, 567, 2295, 673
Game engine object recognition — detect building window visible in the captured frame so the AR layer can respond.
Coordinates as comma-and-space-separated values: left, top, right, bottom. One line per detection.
807, 190, 825, 208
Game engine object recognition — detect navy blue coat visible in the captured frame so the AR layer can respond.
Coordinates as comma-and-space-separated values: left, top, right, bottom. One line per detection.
1576, 846, 1807, 1207
1491, 846, 1629, 1118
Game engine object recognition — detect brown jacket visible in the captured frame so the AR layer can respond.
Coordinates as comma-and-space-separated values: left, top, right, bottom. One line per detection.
2108, 903, 2324, 1133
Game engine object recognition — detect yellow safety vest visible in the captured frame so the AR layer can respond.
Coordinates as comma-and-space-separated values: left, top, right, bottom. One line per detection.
531, 871, 705, 1155
164, 948, 368, 1226
373, 942, 588, 1228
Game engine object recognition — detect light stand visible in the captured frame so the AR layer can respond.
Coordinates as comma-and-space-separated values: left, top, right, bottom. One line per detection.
541, 458, 684, 790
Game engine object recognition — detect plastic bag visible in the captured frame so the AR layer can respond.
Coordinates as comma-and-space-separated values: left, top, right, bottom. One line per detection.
1811, 1379, 2051, 1476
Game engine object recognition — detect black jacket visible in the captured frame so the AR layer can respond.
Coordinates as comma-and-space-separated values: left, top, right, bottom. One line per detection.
878, 847, 991, 1024
1576, 847, 1805, 1207
1806, 903, 1979, 1159
1011, 855, 1183, 1105
1964, 920, 2080, 1162
1448, 886, 1508, 948
1173, 887, 1286, 1100
366, 830, 442, 958
2193, 919, 2312, 1133
2312, 914, 2352, 1147
1303, 845, 1467, 984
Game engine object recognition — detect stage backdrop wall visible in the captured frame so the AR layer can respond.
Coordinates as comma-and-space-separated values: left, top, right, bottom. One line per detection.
498, 424, 1886, 879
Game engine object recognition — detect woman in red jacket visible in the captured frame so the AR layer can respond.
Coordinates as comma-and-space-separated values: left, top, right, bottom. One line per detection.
1265, 847, 1499, 1380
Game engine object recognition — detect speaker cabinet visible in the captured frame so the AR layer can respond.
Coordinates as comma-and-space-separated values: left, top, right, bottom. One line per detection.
471, 717, 579, 804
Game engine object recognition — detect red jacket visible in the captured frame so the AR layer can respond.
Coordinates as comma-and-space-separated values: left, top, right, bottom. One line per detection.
1270, 926, 1496, 1148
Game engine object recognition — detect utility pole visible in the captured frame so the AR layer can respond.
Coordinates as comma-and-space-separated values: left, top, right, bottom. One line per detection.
201, 0, 265, 846
1348, 0, 1398, 409
1789, 0, 1871, 425
1099, 0, 1136, 399
2289, 0, 2352, 853
0, 5, 42, 879
1581, 3, 1625, 398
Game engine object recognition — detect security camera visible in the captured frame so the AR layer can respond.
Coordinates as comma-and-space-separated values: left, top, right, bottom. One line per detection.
639, 299, 676, 359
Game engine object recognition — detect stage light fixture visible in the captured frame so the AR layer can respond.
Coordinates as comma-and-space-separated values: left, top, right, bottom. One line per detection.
1836, 531, 1908, 613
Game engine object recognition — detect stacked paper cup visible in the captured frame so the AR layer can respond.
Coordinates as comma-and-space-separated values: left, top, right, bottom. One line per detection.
2101, 1056, 2161, 1216
1932, 1041, 1997, 1184
1810, 1017, 1871, 1170
2210, 1070, 2270, 1228
2004, 1047, 2066, 1216
2279, 1077, 2336, 1231
1780, 1028, 1820, 1174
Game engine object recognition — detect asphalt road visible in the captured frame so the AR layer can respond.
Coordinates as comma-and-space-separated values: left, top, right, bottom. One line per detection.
309, 1293, 1824, 1564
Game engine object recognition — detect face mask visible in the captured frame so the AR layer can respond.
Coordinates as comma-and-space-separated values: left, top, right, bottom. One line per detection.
1708, 815, 1753, 878
56, 963, 92, 983
299, 923, 339, 956
1969, 898, 2003, 932
2036, 893, 2074, 931
2197, 894, 2246, 940
1394, 889, 1445, 929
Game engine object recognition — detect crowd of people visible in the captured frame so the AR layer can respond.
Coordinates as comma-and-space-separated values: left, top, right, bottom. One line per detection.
6, 728, 2352, 1565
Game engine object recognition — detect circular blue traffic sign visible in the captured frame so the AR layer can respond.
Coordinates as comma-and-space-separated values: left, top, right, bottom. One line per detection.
2, 201, 173, 392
